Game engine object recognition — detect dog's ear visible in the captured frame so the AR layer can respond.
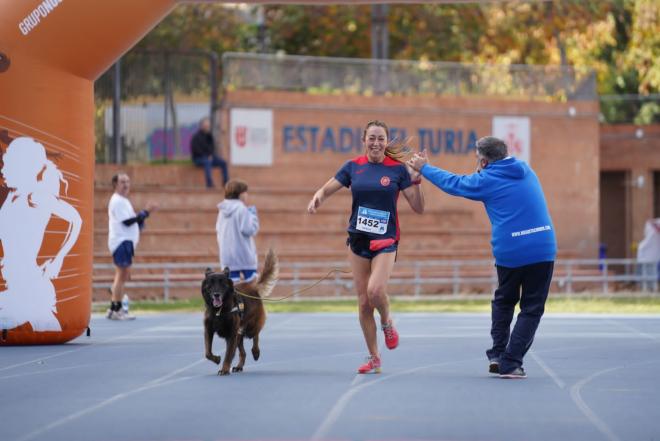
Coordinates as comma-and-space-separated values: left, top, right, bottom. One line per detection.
201, 277, 209, 296
223, 267, 230, 277
205, 267, 213, 277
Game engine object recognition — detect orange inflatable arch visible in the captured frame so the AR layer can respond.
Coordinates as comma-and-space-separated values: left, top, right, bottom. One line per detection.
0, 0, 410, 345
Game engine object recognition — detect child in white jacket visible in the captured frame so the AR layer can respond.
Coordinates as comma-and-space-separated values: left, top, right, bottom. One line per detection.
216, 179, 259, 283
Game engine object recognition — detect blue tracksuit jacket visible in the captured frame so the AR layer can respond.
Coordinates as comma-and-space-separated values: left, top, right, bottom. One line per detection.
420, 157, 556, 267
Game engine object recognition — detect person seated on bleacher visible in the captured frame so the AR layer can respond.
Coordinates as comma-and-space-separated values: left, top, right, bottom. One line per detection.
191, 117, 229, 188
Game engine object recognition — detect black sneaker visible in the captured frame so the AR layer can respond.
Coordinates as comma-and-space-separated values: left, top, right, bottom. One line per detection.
488, 358, 499, 374
499, 367, 526, 379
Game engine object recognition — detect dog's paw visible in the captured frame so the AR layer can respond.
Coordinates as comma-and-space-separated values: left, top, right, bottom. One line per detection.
206, 354, 221, 365
218, 369, 230, 376
232, 366, 243, 373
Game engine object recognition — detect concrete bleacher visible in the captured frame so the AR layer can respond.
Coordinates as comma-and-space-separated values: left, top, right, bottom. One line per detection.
93, 163, 583, 300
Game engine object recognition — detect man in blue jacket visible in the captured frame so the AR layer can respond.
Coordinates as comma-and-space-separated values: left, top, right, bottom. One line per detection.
408, 136, 556, 379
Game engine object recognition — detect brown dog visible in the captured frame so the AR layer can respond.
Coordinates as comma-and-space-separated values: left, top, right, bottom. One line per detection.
202, 249, 278, 375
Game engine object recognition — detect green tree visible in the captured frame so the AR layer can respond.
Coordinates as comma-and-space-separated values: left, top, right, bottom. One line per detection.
264, 5, 372, 58
98, 2, 658, 123
96, 4, 249, 101
625, 0, 659, 95
94, 4, 251, 161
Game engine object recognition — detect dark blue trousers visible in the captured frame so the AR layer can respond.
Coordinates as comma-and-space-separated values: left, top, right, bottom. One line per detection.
193, 154, 228, 187
486, 261, 554, 373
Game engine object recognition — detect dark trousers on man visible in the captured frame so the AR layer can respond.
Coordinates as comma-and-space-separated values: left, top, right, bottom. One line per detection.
193, 154, 229, 188
486, 261, 554, 374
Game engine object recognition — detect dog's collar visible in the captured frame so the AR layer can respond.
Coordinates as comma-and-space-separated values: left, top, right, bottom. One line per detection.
215, 305, 240, 317
213, 289, 244, 317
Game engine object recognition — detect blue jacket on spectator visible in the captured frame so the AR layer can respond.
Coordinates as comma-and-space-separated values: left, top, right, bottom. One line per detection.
420, 157, 556, 267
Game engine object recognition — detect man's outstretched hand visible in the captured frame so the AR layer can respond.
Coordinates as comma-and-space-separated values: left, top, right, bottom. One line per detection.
407, 150, 429, 172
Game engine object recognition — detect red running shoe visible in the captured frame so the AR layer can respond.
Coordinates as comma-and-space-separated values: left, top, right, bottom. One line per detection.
357, 355, 381, 374
382, 320, 399, 350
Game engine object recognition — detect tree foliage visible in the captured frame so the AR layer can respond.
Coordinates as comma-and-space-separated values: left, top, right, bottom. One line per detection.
264, 5, 372, 58
98, 1, 658, 123
96, 4, 250, 100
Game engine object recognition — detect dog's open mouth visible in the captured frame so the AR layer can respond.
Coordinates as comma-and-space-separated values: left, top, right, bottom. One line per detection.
212, 296, 222, 308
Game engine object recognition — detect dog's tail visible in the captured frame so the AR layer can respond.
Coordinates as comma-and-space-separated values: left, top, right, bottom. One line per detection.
257, 248, 279, 297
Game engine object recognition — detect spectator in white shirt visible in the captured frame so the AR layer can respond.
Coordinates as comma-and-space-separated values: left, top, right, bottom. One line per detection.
107, 173, 157, 320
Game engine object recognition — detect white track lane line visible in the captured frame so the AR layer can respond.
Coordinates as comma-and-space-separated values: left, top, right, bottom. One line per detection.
0, 315, 195, 373
315, 317, 660, 441
0, 363, 99, 381
569, 357, 660, 441
311, 355, 483, 441
567, 318, 660, 441
14, 315, 332, 441
15, 360, 203, 441
606, 318, 660, 342
529, 350, 565, 389
569, 366, 623, 441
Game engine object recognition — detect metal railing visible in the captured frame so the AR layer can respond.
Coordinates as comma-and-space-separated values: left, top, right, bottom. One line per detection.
222, 52, 597, 101
92, 258, 659, 301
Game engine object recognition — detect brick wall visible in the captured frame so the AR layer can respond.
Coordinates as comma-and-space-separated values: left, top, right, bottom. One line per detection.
221, 90, 601, 257
601, 124, 660, 256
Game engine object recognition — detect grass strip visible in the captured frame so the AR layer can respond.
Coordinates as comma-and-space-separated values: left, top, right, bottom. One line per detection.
93, 295, 660, 314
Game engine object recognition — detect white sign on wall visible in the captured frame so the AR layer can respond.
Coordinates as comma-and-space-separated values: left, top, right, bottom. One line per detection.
230, 108, 273, 166
492, 116, 531, 164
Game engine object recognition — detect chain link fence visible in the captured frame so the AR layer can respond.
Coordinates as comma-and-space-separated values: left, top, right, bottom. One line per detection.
600, 94, 660, 125
94, 50, 218, 164
223, 52, 597, 101
96, 52, 660, 164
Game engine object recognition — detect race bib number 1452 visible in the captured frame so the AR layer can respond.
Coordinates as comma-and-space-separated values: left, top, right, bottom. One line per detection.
356, 206, 390, 235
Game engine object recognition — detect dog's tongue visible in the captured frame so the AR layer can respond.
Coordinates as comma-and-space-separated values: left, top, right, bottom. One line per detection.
213, 298, 222, 308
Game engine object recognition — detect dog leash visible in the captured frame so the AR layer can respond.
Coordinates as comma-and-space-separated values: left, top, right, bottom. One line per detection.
234, 268, 351, 302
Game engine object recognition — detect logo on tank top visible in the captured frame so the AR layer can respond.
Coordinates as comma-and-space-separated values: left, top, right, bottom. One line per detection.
380, 176, 390, 186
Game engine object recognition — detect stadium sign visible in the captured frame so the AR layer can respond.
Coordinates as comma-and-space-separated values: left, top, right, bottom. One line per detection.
230, 108, 274, 166
283, 125, 478, 155
492, 116, 531, 164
